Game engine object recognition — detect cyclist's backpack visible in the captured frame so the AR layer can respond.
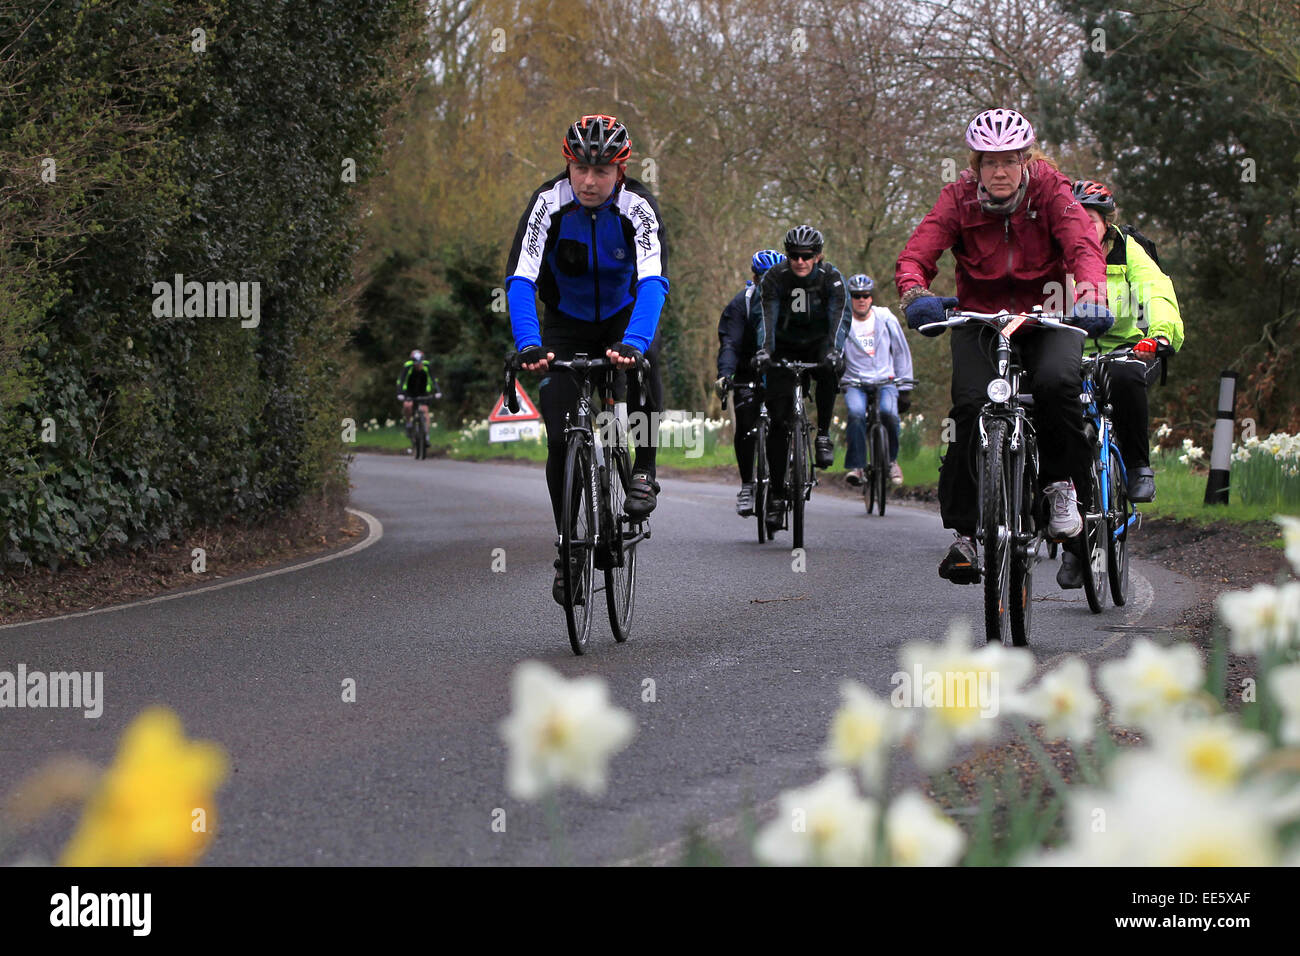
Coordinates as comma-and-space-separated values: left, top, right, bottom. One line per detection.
1120, 224, 1161, 269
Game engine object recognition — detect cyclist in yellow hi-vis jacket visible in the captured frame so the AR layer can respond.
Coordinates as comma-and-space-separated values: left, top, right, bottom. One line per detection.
1060, 179, 1185, 588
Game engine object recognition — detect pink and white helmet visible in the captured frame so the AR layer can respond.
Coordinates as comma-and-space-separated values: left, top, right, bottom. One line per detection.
965, 109, 1035, 152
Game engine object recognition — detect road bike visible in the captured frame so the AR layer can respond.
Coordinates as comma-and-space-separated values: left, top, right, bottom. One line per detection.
762, 358, 821, 550
503, 352, 652, 655
721, 379, 773, 543
920, 309, 1085, 646
842, 377, 917, 516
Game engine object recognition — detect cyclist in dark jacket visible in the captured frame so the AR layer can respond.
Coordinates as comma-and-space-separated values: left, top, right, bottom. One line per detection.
755, 224, 850, 533
504, 114, 670, 604
716, 249, 784, 517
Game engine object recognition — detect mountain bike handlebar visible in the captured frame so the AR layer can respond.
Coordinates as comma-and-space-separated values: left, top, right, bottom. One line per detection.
918, 309, 1086, 336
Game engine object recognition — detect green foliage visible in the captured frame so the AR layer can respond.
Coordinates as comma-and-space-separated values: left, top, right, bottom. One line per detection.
0, 0, 423, 569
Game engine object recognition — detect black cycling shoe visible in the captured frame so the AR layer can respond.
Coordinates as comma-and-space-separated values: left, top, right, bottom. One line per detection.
766, 496, 786, 534
552, 555, 586, 606
1128, 466, 1156, 503
736, 482, 755, 516
625, 470, 660, 518
938, 535, 981, 584
1056, 550, 1084, 590
815, 435, 834, 469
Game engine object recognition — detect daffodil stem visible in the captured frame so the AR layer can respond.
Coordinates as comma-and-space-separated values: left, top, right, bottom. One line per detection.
1012, 717, 1073, 798
543, 792, 571, 866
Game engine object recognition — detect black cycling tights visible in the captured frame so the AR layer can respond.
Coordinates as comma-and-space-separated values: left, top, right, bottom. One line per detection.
537, 312, 663, 533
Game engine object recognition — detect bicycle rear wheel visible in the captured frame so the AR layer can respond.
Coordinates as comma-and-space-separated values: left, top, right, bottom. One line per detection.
604, 443, 637, 643
1107, 444, 1131, 606
755, 418, 769, 544
561, 436, 596, 654
981, 420, 1012, 645
790, 421, 807, 550
1080, 455, 1108, 614
871, 424, 889, 516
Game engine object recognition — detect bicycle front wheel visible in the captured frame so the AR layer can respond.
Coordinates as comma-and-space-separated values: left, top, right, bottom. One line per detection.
1080, 455, 1108, 614
561, 436, 596, 655
871, 424, 889, 517
1107, 444, 1131, 606
415, 415, 428, 460
605, 444, 637, 643
981, 419, 1012, 645
1008, 440, 1035, 648
790, 422, 807, 550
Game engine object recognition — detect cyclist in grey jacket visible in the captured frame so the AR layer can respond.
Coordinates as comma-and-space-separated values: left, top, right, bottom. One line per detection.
840, 274, 913, 486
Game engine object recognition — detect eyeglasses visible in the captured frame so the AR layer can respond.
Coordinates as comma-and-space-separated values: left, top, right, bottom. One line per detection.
980, 158, 1023, 172
851, 293, 873, 299
787, 251, 817, 261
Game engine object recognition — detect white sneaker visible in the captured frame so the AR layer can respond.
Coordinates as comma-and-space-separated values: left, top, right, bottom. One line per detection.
1045, 479, 1083, 539
890, 462, 903, 486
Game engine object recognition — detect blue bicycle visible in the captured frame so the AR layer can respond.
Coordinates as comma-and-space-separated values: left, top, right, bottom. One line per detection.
1076, 348, 1145, 611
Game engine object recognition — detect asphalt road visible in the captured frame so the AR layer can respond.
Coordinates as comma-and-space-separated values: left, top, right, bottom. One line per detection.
0, 454, 1197, 865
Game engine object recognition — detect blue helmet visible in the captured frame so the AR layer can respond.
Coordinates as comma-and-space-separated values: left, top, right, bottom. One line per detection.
847, 274, 875, 295
751, 249, 785, 275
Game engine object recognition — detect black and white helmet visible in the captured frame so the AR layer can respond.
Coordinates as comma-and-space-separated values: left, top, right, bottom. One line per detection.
783, 224, 823, 253
561, 114, 632, 166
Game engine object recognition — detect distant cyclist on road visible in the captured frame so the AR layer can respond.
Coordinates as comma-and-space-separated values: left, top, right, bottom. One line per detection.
1056, 179, 1184, 590
840, 274, 913, 488
895, 108, 1112, 584
755, 224, 850, 532
504, 114, 669, 604
716, 249, 784, 517
397, 349, 441, 449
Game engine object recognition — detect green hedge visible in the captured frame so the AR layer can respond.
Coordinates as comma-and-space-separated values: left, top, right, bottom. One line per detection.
0, 0, 422, 568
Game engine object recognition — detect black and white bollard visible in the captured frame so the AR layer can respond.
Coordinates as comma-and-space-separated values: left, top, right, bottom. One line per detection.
1204, 370, 1237, 505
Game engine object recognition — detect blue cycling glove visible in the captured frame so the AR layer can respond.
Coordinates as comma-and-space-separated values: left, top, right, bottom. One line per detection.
1068, 301, 1115, 337
904, 295, 959, 337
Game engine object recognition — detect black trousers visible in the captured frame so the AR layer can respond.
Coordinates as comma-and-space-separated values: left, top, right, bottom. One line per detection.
1108, 359, 1153, 470
766, 344, 837, 494
939, 325, 1090, 537
732, 380, 760, 484
538, 311, 663, 532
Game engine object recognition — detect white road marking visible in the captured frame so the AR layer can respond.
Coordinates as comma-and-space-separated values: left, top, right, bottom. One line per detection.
0, 508, 383, 631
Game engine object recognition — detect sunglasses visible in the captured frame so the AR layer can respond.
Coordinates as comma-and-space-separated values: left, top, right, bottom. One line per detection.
851, 293, 873, 299
787, 251, 817, 261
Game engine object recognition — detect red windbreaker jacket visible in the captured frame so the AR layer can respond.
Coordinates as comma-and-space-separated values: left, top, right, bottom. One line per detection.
895, 161, 1106, 313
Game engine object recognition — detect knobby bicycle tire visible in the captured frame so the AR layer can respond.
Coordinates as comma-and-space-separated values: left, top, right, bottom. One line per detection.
1107, 444, 1130, 606
1080, 455, 1107, 614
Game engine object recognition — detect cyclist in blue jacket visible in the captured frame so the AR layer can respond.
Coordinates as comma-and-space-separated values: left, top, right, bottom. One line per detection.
505, 114, 670, 604
716, 249, 784, 516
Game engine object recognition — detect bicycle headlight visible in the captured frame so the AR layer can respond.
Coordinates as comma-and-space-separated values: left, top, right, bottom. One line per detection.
987, 378, 1013, 403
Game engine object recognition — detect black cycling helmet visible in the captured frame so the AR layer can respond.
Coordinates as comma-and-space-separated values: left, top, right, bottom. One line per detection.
562, 114, 632, 166
847, 274, 875, 294
783, 224, 823, 253
1072, 179, 1116, 214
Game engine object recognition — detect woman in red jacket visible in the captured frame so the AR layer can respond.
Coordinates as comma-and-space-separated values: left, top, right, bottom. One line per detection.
894, 108, 1113, 584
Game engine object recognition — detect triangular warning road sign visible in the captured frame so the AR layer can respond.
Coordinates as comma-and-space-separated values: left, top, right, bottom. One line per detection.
489, 382, 541, 421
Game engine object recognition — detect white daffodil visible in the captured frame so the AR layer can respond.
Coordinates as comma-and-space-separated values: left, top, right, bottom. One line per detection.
884, 790, 966, 866
1217, 582, 1300, 656
822, 681, 912, 792
1270, 662, 1300, 746
896, 619, 1034, 770
1042, 756, 1279, 866
498, 661, 635, 801
1009, 656, 1100, 743
1276, 515, 1300, 575
754, 770, 878, 867
1097, 638, 1205, 730
1133, 715, 1268, 790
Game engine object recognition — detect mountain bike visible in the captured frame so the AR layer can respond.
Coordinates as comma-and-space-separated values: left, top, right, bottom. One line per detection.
503, 352, 653, 655
920, 309, 1085, 646
1078, 348, 1146, 611
762, 358, 820, 550
721, 380, 772, 543
842, 377, 917, 516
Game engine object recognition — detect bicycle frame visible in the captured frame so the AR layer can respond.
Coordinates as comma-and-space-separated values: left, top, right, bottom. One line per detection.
1082, 352, 1142, 541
